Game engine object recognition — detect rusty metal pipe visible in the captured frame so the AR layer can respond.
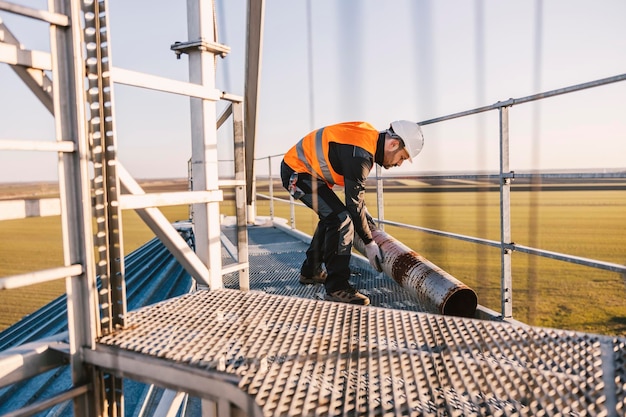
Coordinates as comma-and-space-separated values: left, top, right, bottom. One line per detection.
355, 227, 478, 318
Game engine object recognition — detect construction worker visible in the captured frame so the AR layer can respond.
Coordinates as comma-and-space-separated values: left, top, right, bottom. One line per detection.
281, 120, 424, 305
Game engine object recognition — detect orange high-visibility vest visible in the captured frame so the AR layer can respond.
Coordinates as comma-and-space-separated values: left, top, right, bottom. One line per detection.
283, 121, 379, 187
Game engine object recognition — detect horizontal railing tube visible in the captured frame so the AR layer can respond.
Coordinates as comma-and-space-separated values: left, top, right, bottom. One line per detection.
355, 226, 478, 318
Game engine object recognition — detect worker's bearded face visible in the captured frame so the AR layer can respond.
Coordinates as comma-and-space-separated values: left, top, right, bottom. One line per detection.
382, 139, 410, 169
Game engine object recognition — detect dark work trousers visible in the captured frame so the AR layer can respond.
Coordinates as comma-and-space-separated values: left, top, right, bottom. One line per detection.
281, 161, 354, 293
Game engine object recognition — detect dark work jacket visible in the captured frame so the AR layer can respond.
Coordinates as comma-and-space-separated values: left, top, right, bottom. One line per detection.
327, 133, 385, 245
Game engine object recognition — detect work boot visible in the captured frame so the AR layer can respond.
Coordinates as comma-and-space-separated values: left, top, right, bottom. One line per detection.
324, 287, 370, 306
299, 269, 327, 285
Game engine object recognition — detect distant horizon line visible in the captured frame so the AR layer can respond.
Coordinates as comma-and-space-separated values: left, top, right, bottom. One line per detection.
1, 167, 625, 186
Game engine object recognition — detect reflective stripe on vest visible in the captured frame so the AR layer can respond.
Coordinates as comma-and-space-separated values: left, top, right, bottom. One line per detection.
283, 121, 378, 187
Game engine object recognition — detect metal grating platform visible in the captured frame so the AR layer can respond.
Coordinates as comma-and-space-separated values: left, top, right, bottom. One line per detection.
98, 289, 626, 416
220, 221, 431, 313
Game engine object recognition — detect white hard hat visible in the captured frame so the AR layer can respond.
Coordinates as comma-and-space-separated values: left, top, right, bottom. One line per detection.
389, 120, 424, 163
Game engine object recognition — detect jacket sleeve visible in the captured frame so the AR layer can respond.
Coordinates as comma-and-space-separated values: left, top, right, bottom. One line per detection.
342, 147, 375, 245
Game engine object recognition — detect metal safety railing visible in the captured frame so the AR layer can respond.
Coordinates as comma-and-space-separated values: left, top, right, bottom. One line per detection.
255, 73, 626, 321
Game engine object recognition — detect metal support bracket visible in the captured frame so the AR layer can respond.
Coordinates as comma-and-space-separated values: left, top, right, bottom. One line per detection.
501, 170, 515, 184
170, 39, 230, 59
503, 242, 516, 253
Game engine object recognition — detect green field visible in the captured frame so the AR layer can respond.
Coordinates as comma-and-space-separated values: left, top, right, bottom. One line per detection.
254, 187, 626, 336
1, 188, 625, 336
0, 206, 190, 331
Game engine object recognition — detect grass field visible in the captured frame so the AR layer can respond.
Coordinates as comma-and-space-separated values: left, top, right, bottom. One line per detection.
254, 187, 626, 336
0, 205, 190, 331
1, 186, 625, 336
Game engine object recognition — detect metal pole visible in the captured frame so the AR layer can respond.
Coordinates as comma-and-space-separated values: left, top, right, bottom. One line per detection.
50, 0, 102, 414
499, 106, 513, 319
268, 156, 274, 220
244, 0, 265, 225
375, 164, 384, 231
187, 0, 222, 289
289, 196, 296, 230
418, 73, 626, 127
188, 158, 193, 220
232, 101, 250, 290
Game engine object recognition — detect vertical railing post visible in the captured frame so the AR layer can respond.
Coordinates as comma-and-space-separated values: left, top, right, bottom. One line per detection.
244, 0, 265, 226
188, 158, 193, 220
289, 196, 297, 229
232, 101, 249, 290
499, 105, 513, 319
375, 165, 385, 230
268, 156, 275, 220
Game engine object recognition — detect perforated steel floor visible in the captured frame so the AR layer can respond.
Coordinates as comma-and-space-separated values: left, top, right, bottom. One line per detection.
93, 222, 626, 416
99, 288, 626, 416
221, 222, 430, 313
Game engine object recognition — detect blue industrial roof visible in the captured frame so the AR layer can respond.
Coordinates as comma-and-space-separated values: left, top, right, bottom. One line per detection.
0, 219, 441, 415
0, 235, 195, 416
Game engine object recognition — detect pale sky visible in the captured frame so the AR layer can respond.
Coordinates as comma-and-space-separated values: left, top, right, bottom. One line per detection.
1, 0, 625, 182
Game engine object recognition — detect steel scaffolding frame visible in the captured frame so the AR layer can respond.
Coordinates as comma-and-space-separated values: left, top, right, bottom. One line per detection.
1, 1, 625, 416
0, 0, 251, 415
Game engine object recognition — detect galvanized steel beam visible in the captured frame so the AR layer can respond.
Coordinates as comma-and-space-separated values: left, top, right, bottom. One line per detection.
244, 0, 265, 222
0, 198, 61, 220
118, 165, 211, 287
0, 385, 90, 417
0, 0, 69, 26
119, 190, 223, 210
186, 0, 223, 290
0, 339, 69, 388
49, 0, 103, 414
0, 19, 54, 113
0, 139, 74, 152
110, 67, 222, 100
232, 101, 250, 290
0, 265, 82, 290
0, 42, 52, 70
83, 345, 263, 417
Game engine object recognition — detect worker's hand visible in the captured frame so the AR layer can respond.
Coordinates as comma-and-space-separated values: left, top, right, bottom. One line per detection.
364, 241, 383, 272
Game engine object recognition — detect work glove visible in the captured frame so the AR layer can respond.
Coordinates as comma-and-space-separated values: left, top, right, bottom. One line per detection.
364, 241, 383, 272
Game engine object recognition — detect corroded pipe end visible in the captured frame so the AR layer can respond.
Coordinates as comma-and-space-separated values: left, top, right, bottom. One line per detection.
355, 226, 479, 318
442, 288, 478, 318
